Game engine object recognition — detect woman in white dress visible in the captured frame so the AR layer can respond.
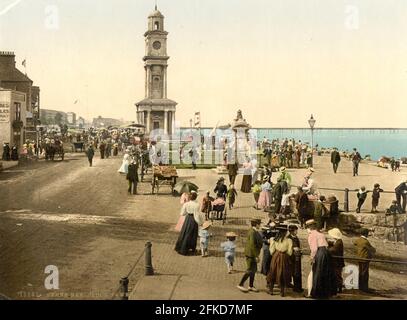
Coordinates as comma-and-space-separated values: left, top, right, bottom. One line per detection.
118, 150, 130, 174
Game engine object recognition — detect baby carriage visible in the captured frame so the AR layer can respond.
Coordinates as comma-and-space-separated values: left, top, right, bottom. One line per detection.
209, 198, 228, 225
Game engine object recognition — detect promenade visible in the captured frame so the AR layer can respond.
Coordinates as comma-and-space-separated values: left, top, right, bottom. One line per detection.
0, 153, 406, 300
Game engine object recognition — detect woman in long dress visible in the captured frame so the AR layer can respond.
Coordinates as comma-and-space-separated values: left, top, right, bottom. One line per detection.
267, 226, 293, 297
240, 159, 253, 193
258, 176, 272, 211
118, 151, 130, 174
175, 192, 204, 255
305, 219, 337, 299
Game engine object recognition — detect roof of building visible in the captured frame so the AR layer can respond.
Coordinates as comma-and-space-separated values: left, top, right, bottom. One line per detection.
149, 9, 164, 18
0, 67, 32, 83
136, 98, 177, 107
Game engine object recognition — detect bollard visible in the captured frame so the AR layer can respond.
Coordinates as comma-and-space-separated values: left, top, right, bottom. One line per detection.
344, 188, 349, 213
119, 277, 129, 300
145, 241, 154, 276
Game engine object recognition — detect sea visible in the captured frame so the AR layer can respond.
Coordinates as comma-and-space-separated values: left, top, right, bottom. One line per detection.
179, 128, 407, 161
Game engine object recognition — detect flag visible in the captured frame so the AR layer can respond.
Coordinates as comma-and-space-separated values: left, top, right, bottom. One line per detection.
194, 112, 200, 127
22, 59, 26, 67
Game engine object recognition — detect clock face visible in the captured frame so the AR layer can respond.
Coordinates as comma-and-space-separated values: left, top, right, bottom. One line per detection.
153, 41, 161, 50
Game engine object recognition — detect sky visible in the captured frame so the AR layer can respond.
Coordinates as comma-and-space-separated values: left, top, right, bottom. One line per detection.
0, 0, 406, 128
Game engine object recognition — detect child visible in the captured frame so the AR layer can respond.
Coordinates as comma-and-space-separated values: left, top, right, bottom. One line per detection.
227, 184, 238, 210
280, 187, 292, 217
199, 221, 212, 257
356, 186, 368, 213
221, 232, 237, 273
251, 180, 262, 210
258, 176, 272, 211
371, 183, 384, 213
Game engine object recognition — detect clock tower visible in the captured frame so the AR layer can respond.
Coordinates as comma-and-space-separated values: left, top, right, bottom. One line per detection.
136, 6, 177, 135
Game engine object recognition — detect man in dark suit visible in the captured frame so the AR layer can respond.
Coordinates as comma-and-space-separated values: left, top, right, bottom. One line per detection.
354, 228, 376, 292
395, 181, 407, 213
351, 148, 362, 176
330, 148, 341, 173
127, 159, 139, 195
237, 219, 263, 293
288, 225, 303, 293
86, 145, 95, 167
227, 162, 239, 185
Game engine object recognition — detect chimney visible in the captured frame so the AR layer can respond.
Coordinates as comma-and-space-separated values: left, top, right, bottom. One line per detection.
0, 51, 16, 68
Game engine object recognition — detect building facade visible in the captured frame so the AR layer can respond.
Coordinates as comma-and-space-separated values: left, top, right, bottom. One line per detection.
0, 52, 40, 130
67, 112, 77, 125
136, 6, 177, 136
40, 109, 68, 125
0, 89, 27, 149
92, 116, 123, 128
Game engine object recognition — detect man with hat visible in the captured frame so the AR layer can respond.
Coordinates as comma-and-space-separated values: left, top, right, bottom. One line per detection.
328, 228, 345, 293
86, 144, 95, 167
237, 218, 263, 293
354, 228, 376, 292
278, 167, 292, 185
330, 147, 341, 173
351, 148, 362, 176
126, 158, 139, 195
214, 177, 228, 200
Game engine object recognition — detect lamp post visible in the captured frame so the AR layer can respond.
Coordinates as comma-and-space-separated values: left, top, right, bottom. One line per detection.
308, 114, 316, 167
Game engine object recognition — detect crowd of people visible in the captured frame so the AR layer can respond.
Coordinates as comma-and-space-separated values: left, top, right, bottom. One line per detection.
173, 187, 380, 298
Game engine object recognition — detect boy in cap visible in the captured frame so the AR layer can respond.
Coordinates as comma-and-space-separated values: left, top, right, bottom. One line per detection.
221, 232, 237, 273
356, 186, 368, 213
371, 183, 384, 213
354, 228, 376, 292
199, 221, 212, 257
237, 219, 263, 292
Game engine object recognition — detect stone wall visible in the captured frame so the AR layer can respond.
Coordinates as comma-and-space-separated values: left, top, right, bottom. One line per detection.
339, 212, 407, 241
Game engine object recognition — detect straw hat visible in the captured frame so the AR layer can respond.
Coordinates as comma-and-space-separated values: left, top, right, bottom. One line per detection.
263, 175, 270, 181
328, 228, 342, 240
226, 232, 237, 238
309, 168, 315, 172
280, 166, 286, 172
305, 219, 316, 226
202, 221, 212, 230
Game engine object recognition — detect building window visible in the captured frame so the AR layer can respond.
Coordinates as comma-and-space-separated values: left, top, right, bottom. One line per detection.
153, 121, 160, 130
14, 102, 21, 121
155, 22, 159, 30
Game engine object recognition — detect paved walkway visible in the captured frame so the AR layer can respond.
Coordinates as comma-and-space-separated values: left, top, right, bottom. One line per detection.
128, 155, 407, 300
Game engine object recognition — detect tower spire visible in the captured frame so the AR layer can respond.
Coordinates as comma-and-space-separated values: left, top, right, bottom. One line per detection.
155, 0, 157, 10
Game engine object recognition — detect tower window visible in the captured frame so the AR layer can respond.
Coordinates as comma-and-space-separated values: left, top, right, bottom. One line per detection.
154, 21, 160, 30
153, 77, 160, 90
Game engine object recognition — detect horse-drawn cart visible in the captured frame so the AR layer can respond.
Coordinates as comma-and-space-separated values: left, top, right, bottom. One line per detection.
151, 165, 178, 194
